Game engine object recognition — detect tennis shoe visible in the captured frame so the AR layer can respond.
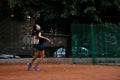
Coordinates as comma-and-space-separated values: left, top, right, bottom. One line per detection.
33, 67, 40, 71
27, 63, 32, 71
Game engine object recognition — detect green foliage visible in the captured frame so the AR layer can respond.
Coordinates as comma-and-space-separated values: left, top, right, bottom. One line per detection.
1, 0, 120, 22
0, 0, 120, 34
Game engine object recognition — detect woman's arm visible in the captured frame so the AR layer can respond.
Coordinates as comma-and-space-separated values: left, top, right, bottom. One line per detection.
38, 32, 50, 42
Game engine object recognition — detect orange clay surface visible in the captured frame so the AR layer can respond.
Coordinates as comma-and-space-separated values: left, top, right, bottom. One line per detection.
0, 64, 120, 80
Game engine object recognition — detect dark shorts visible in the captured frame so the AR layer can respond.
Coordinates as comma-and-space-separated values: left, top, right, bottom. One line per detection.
37, 44, 44, 51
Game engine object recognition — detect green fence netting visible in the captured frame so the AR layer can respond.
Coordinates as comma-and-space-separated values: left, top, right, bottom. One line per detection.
71, 24, 120, 64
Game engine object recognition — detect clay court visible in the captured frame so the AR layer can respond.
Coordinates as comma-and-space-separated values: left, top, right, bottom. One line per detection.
0, 63, 120, 80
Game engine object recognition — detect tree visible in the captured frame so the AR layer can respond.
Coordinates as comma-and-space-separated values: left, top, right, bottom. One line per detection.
0, 0, 120, 34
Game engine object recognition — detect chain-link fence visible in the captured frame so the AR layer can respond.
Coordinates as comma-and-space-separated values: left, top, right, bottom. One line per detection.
0, 18, 69, 58
71, 24, 120, 64
0, 18, 34, 58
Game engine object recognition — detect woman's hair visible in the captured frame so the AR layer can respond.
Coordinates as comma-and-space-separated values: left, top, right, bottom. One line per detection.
32, 24, 39, 36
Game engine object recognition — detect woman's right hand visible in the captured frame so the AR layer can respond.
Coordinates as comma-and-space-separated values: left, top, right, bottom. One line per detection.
46, 38, 51, 42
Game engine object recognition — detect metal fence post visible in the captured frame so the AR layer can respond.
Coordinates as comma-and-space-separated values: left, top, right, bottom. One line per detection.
90, 24, 97, 64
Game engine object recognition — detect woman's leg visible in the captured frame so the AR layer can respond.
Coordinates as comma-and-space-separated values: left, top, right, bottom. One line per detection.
34, 50, 45, 67
28, 48, 38, 71
31, 50, 39, 64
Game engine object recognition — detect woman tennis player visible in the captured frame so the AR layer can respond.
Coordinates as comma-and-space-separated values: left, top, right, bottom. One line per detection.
27, 24, 50, 71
